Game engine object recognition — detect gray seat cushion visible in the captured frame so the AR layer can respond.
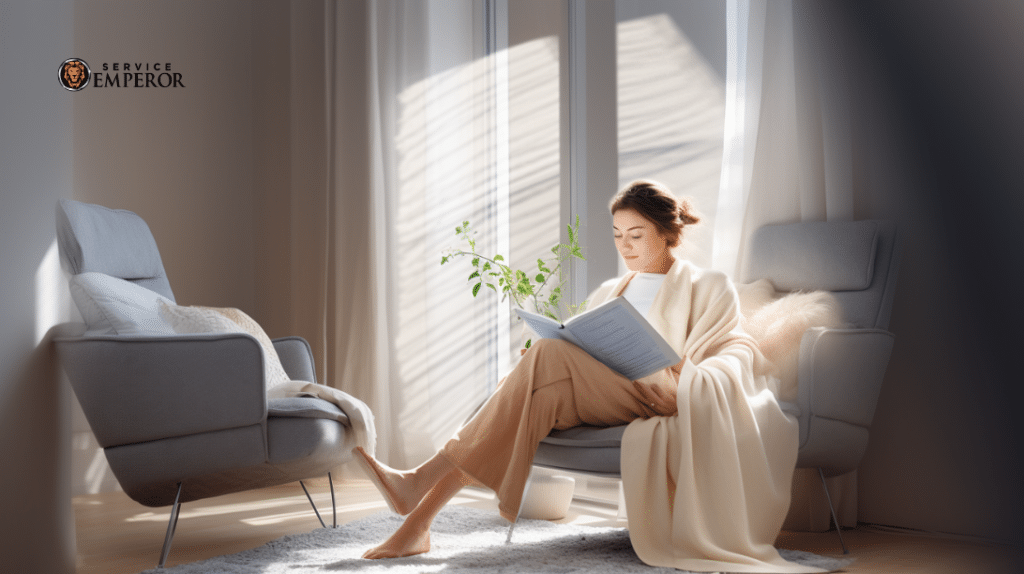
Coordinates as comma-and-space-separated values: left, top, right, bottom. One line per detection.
267, 397, 350, 424
266, 397, 354, 468
534, 425, 626, 476
541, 425, 625, 447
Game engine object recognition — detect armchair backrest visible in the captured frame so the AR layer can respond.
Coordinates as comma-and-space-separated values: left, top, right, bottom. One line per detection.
56, 198, 175, 302
741, 220, 900, 329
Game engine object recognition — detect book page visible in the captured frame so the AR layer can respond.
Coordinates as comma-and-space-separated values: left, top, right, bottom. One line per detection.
514, 308, 584, 348
564, 298, 681, 380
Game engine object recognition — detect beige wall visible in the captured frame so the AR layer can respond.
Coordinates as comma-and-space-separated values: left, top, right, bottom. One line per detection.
73, 0, 257, 311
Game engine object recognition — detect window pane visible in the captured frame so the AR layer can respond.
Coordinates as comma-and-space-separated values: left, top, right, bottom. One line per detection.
507, 0, 563, 351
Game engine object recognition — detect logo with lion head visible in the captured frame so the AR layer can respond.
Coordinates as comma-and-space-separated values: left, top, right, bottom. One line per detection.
59, 58, 91, 91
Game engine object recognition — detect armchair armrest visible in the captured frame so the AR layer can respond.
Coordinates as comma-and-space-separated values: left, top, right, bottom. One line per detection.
55, 329, 267, 448
272, 336, 317, 384
797, 327, 895, 431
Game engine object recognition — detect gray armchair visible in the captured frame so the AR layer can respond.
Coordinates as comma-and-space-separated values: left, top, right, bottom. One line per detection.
532, 220, 900, 553
54, 199, 361, 568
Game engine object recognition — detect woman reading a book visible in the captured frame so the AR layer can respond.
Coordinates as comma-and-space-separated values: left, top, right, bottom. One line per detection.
353, 180, 817, 573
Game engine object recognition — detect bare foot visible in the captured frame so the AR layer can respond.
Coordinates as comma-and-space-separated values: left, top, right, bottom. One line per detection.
362, 526, 431, 559
352, 447, 422, 516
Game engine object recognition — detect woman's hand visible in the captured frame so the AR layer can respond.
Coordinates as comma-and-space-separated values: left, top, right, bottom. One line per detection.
633, 380, 678, 417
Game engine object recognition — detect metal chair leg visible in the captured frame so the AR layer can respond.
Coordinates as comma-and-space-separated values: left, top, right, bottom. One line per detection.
818, 468, 849, 555
157, 482, 184, 569
328, 472, 337, 528
506, 471, 533, 543
300, 480, 327, 529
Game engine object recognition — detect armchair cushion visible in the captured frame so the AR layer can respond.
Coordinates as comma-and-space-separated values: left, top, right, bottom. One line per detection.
542, 425, 625, 448
158, 302, 291, 392
268, 397, 349, 424
69, 272, 176, 336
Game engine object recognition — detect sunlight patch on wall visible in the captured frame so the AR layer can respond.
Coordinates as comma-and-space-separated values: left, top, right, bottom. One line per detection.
34, 239, 70, 345
72, 431, 120, 495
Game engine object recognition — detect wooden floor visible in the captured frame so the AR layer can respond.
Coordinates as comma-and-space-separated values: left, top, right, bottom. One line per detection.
74, 478, 1017, 574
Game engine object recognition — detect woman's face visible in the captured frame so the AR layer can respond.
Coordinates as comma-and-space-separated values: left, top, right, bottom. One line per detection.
613, 208, 673, 273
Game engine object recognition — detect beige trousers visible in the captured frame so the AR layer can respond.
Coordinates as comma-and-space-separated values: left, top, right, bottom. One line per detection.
439, 338, 658, 521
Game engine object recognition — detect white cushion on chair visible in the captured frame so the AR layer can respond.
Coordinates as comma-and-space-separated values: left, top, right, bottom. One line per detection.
158, 301, 291, 392
69, 272, 176, 336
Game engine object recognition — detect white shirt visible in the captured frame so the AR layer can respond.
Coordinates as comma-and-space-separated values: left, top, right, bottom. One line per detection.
622, 273, 666, 318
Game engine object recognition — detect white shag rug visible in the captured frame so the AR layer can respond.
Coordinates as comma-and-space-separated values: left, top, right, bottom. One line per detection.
142, 506, 851, 574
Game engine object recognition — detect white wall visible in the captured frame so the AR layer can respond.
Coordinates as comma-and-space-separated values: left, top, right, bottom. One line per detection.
0, 1, 77, 572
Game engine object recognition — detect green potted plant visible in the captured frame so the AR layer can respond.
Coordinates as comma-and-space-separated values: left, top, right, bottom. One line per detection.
442, 216, 587, 349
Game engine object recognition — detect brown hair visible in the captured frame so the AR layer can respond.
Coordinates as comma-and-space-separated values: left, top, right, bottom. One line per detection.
609, 179, 700, 248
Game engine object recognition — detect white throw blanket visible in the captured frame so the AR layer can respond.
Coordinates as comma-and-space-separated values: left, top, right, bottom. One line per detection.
589, 260, 826, 573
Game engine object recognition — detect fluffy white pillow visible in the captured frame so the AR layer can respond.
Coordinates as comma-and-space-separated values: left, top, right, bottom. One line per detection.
69, 272, 176, 336
737, 279, 845, 403
158, 301, 291, 392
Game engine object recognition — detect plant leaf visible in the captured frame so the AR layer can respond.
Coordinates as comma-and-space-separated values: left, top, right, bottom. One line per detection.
525, 339, 532, 349
473, 283, 482, 297
535, 273, 545, 283
468, 271, 480, 281
494, 254, 504, 262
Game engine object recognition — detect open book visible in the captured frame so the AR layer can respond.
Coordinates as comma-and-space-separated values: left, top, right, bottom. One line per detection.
515, 297, 681, 380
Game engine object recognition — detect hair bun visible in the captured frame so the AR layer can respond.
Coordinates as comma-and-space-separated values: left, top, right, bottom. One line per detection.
677, 199, 701, 226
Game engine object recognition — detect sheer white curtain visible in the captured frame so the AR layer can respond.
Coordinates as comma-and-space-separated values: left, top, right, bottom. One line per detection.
711, 0, 766, 276
726, 0, 857, 278
714, 0, 854, 277
350, 0, 503, 468
715, 0, 860, 530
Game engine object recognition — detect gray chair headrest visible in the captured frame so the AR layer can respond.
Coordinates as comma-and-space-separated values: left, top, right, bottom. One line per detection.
56, 198, 175, 301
